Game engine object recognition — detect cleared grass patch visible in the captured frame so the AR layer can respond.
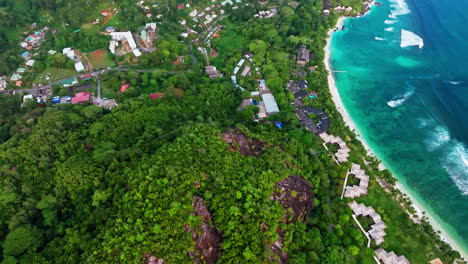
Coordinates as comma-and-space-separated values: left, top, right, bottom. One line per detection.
34, 68, 77, 84
86, 49, 115, 69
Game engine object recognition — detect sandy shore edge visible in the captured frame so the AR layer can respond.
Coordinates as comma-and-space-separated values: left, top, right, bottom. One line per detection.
324, 15, 468, 260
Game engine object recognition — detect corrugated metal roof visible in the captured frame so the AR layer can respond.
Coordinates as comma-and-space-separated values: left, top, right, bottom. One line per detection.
261, 93, 279, 114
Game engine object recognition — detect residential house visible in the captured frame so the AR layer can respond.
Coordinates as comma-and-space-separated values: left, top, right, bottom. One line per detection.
71, 92, 90, 104
21, 51, 30, 60
294, 90, 308, 99
205, 66, 223, 79
120, 84, 130, 92
23, 94, 33, 102
10, 73, 21, 81
297, 45, 310, 66
140, 23, 157, 49
150, 93, 165, 99
258, 79, 268, 91
25, 60, 35, 67
75, 62, 85, 72
0, 77, 6, 90
106, 26, 116, 32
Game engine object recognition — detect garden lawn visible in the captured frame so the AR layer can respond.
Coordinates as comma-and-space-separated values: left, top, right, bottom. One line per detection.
34, 68, 78, 84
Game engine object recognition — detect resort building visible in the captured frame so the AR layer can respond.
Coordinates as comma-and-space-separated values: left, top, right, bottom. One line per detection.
297, 45, 311, 66
320, 133, 350, 163
261, 93, 279, 114
375, 248, 410, 264
348, 201, 387, 245
344, 163, 370, 198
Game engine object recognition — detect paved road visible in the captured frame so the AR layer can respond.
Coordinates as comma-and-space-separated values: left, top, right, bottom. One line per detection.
0, 67, 184, 95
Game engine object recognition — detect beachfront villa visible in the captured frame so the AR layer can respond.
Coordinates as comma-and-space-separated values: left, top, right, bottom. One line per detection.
319, 132, 350, 163
348, 201, 387, 246
344, 163, 370, 198
375, 248, 410, 264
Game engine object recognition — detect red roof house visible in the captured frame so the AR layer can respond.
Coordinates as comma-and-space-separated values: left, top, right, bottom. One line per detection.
149, 93, 165, 99
16, 81, 22, 86
82, 74, 92, 80
101, 10, 111, 16
71, 92, 90, 104
177, 4, 185, 9
120, 84, 130, 92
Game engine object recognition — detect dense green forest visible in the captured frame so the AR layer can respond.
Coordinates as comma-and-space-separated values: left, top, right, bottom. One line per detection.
0, 0, 465, 263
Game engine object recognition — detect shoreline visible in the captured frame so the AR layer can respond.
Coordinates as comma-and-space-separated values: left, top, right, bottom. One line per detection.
324, 15, 468, 260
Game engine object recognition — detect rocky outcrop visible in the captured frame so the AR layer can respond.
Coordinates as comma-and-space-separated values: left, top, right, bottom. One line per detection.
271, 175, 314, 223
268, 175, 314, 263
221, 128, 265, 157
187, 196, 221, 264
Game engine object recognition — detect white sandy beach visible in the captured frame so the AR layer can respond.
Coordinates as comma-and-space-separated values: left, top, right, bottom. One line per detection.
324, 16, 468, 260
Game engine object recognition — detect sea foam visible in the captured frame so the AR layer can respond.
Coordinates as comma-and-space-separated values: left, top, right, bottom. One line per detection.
385, 20, 397, 24
425, 126, 451, 151
375, 37, 385, 41
441, 142, 468, 195
401, 29, 424, 48
388, 0, 411, 17
387, 88, 415, 107
385, 27, 394, 32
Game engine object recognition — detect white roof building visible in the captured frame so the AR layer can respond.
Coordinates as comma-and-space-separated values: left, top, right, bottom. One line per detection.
23, 94, 34, 102
62, 47, 75, 60
109, 40, 117, 54
132, 49, 142, 57
110, 31, 137, 49
74, 62, 85, 72
0, 77, 6, 90
146, 23, 157, 30
375, 248, 410, 264
262, 93, 279, 114
25, 60, 36, 67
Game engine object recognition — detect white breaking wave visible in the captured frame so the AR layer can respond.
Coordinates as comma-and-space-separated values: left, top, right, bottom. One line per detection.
425, 126, 451, 151
440, 142, 468, 195
449, 81, 463, 85
385, 19, 397, 24
385, 27, 394, 32
388, 0, 411, 17
375, 37, 385, 41
387, 88, 415, 107
401, 29, 424, 48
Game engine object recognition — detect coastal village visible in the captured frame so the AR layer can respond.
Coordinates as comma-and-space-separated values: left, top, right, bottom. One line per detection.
0, 0, 464, 263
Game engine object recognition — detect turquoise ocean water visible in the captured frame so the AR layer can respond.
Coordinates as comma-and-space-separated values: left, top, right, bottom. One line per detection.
330, 0, 468, 255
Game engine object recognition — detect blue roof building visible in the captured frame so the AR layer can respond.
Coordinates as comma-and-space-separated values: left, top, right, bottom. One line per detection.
21, 51, 30, 59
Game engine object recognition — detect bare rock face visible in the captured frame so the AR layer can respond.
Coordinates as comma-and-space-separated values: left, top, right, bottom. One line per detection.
268, 175, 314, 263
143, 254, 164, 264
271, 175, 314, 223
187, 196, 221, 264
221, 128, 265, 157
269, 228, 288, 264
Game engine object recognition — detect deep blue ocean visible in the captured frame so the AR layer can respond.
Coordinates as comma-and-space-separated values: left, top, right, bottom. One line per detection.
330, 0, 468, 255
